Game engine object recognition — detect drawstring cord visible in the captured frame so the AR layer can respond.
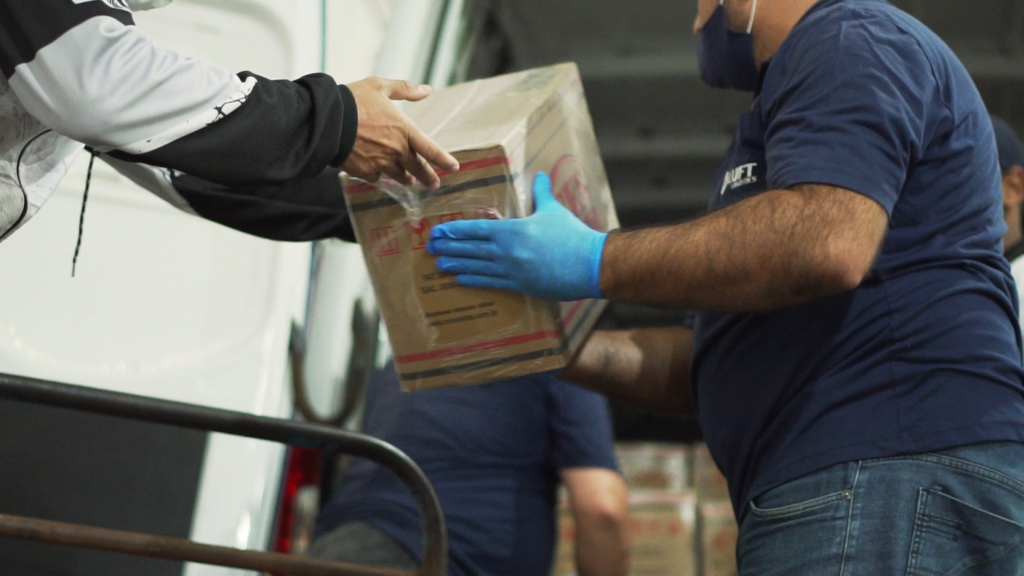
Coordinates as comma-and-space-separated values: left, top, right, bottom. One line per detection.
72, 147, 99, 277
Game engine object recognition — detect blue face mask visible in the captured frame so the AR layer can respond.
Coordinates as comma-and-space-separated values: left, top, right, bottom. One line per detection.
697, 0, 760, 91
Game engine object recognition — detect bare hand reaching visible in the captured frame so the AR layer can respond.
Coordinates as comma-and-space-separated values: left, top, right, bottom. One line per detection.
343, 77, 459, 190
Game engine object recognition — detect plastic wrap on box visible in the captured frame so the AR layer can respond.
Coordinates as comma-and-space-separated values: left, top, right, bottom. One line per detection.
616, 443, 691, 492
693, 443, 731, 501
343, 63, 619, 391
699, 500, 739, 576
628, 491, 698, 576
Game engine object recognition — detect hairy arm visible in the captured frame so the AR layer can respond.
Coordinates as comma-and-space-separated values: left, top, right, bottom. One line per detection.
562, 327, 694, 415
562, 468, 629, 576
600, 185, 889, 310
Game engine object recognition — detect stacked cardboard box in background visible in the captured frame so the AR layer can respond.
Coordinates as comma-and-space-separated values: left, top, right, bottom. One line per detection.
692, 444, 738, 576
616, 442, 690, 493
692, 444, 729, 501
627, 491, 698, 576
551, 443, 738, 576
551, 495, 576, 576
698, 500, 739, 576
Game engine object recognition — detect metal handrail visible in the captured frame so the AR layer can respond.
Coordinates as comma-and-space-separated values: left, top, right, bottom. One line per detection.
0, 515, 411, 576
0, 372, 447, 576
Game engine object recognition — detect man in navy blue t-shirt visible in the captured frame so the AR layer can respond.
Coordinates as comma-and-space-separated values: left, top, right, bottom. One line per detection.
427, 0, 1024, 572
310, 364, 628, 576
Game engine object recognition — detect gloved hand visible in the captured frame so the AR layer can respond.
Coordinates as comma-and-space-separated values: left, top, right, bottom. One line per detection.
426, 172, 608, 301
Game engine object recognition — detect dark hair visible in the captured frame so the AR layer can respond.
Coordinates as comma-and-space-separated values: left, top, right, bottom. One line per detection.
992, 116, 1024, 175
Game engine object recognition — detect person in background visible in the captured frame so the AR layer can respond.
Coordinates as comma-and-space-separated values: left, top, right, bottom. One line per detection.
427, 0, 1024, 573
310, 364, 629, 576
0, 0, 458, 246
993, 117, 1024, 290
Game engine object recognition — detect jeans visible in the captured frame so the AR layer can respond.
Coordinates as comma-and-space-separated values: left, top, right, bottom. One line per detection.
737, 442, 1024, 576
307, 521, 418, 570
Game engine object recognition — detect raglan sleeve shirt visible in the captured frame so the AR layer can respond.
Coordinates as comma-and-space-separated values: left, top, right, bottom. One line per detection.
0, 0, 359, 241
99, 154, 356, 242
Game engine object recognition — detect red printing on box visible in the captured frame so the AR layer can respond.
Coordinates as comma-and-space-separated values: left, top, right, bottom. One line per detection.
345, 156, 511, 196
393, 299, 591, 366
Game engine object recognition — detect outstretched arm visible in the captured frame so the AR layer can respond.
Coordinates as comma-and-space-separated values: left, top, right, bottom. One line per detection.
101, 156, 355, 242
597, 182, 888, 310
428, 173, 888, 311
0, 0, 456, 189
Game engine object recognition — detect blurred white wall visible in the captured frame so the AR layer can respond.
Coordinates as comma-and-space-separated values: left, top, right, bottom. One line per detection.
324, 0, 398, 82
134, 0, 321, 77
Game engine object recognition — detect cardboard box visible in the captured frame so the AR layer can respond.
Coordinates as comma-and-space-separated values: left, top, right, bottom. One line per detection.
628, 492, 698, 576
616, 443, 691, 493
344, 63, 619, 390
693, 443, 731, 501
551, 497, 576, 576
699, 500, 739, 576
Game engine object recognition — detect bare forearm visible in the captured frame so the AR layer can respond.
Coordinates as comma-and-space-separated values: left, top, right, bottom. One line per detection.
575, 519, 629, 576
562, 327, 694, 415
599, 186, 887, 311
564, 469, 630, 576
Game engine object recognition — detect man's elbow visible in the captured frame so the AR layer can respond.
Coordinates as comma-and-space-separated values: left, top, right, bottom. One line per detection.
787, 183, 888, 295
575, 493, 629, 531
816, 238, 880, 294
825, 253, 874, 292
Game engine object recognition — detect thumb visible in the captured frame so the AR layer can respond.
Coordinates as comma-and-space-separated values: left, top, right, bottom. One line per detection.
532, 172, 562, 214
380, 79, 432, 101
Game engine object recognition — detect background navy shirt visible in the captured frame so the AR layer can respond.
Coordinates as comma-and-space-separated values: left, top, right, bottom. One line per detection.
316, 364, 617, 576
695, 0, 1024, 519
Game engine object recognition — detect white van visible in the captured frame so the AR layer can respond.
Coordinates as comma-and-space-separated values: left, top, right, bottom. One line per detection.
0, 1, 507, 574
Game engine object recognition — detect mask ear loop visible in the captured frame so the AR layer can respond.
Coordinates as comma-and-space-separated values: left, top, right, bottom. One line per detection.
747, 0, 759, 34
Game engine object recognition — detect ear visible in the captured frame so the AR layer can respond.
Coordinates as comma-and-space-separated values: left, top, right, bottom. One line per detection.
1006, 166, 1024, 205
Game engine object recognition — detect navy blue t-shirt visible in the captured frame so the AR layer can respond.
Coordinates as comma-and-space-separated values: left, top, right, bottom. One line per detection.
316, 364, 617, 576
695, 0, 1024, 519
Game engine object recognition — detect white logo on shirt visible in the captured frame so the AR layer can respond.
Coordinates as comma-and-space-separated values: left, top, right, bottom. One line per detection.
721, 162, 758, 195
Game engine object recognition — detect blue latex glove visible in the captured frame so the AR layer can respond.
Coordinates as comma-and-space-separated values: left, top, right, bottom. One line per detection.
426, 172, 608, 301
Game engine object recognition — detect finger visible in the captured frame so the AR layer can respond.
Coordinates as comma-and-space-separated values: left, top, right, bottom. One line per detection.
429, 219, 505, 242
378, 78, 432, 101
382, 164, 414, 187
532, 172, 560, 213
402, 151, 441, 191
427, 239, 500, 259
408, 124, 460, 172
436, 257, 505, 277
455, 274, 520, 293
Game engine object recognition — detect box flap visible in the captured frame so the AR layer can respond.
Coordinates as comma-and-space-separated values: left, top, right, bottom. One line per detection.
405, 63, 580, 154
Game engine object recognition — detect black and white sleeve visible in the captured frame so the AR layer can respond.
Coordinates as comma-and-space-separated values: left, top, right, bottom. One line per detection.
0, 0, 359, 187
99, 156, 356, 242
